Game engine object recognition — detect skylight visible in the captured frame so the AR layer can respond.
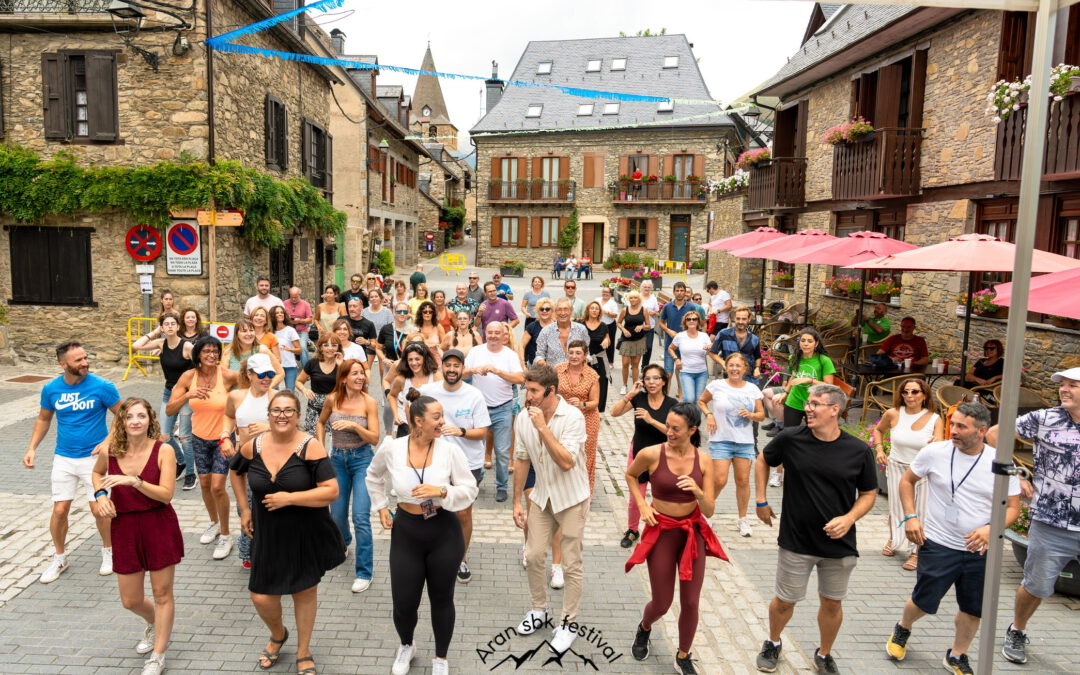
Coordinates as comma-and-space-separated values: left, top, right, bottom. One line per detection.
577, 104, 594, 116
663, 56, 679, 68
611, 58, 627, 71
537, 61, 552, 74
586, 59, 601, 72
526, 104, 543, 118
603, 102, 620, 115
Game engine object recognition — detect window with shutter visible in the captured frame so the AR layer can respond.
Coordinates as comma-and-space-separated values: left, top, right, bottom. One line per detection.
997, 12, 1034, 82
40, 51, 119, 143
9, 226, 94, 305
41, 53, 69, 140
626, 218, 648, 249
301, 119, 331, 198
265, 95, 288, 171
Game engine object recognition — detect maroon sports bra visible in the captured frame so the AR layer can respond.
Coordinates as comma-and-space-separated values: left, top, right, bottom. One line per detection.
649, 444, 702, 503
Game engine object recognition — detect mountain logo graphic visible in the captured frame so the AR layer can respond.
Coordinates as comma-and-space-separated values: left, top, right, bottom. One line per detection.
489, 639, 600, 671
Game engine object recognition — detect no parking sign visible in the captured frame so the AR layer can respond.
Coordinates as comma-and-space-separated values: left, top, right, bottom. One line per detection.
166, 220, 202, 275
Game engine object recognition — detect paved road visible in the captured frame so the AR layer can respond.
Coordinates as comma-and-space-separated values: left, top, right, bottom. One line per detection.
0, 242, 1075, 673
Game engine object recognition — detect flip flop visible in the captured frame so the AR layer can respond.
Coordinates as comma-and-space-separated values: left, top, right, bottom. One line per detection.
258, 627, 289, 669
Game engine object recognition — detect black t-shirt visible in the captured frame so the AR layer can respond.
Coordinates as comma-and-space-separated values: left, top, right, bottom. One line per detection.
340, 289, 366, 308
524, 319, 545, 364
973, 358, 1004, 381
378, 323, 407, 361
347, 316, 377, 343
302, 359, 339, 395
630, 392, 678, 451
762, 425, 877, 558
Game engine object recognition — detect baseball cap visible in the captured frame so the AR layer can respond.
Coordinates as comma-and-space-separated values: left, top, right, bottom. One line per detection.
1051, 367, 1080, 383
246, 353, 275, 375
442, 349, 466, 364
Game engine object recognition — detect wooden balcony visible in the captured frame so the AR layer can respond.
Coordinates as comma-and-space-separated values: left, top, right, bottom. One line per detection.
610, 181, 708, 204
487, 180, 575, 203
748, 158, 807, 210
995, 92, 1080, 181
832, 127, 922, 200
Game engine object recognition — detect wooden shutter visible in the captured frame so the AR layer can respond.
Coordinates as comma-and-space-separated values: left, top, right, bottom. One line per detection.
592, 153, 606, 186
10, 228, 51, 302
852, 74, 877, 120
618, 155, 629, 177
1066, 7, 1080, 66
794, 100, 809, 157
647, 155, 659, 177
0, 61, 4, 139
583, 154, 596, 187
645, 218, 658, 250
86, 52, 118, 142
874, 64, 903, 129
558, 157, 569, 180
516, 157, 526, 182
300, 120, 310, 180
617, 218, 629, 248
41, 53, 70, 140
532, 157, 542, 180
997, 12, 1033, 82
517, 217, 527, 247
265, 95, 277, 167
692, 154, 704, 178
908, 50, 928, 130
664, 154, 676, 176
50, 228, 92, 304
490, 216, 501, 246
323, 130, 333, 201
490, 156, 500, 180
531, 217, 541, 247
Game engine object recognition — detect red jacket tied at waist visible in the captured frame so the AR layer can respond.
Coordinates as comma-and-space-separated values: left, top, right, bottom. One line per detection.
625, 508, 727, 580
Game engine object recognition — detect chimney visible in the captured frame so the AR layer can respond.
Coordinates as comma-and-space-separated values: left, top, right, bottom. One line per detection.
329, 29, 346, 55
485, 60, 504, 114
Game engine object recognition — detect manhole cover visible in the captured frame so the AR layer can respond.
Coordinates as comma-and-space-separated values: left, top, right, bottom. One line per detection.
6, 375, 50, 383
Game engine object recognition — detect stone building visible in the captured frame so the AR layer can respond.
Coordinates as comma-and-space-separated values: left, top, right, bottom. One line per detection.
470, 35, 750, 270
0, 0, 343, 360
710, 2, 1080, 395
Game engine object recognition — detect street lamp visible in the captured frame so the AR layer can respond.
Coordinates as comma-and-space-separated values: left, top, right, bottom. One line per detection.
107, 0, 145, 32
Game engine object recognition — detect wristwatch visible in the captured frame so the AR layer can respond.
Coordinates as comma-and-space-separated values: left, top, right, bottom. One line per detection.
439, 486, 448, 498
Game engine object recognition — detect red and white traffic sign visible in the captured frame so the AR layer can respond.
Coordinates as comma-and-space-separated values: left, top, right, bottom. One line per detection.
210, 323, 234, 342
166, 220, 202, 275
125, 225, 161, 262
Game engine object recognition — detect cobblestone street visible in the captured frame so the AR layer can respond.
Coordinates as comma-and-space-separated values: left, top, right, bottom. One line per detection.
0, 260, 1077, 674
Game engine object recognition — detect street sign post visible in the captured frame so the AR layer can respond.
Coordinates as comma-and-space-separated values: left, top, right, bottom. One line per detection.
125, 225, 162, 262
196, 209, 245, 227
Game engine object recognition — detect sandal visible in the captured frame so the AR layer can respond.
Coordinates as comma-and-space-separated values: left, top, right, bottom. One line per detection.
902, 553, 918, 571
297, 655, 316, 675
258, 627, 289, 669
881, 541, 896, 557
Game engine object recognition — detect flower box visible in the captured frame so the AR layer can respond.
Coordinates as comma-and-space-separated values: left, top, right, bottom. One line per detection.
871, 294, 891, 303
1005, 529, 1080, 597
1048, 315, 1080, 330
620, 267, 641, 279
499, 266, 524, 278
974, 307, 1008, 319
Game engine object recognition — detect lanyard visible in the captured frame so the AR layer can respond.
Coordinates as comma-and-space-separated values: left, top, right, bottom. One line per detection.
949, 445, 984, 502
407, 440, 433, 485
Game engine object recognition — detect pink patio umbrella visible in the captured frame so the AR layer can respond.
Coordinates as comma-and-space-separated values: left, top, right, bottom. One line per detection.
993, 267, 1080, 321
729, 229, 838, 315
699, 227, 788, 310
848, 233, 1080, 378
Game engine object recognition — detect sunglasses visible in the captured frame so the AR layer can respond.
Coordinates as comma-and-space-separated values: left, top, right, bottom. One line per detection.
901, 389, 923, 395
565, 285, 576, 289
251, 371, 274, 380
538, 307, 552, 312
685, 317, 699, 322
984, 345, 997, 350
396, 310, 410, 315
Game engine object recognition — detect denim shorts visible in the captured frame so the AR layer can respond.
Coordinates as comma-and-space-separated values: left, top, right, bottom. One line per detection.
471, 468, 485, 485
191, 436, 229, 475
912, 538, 986, 617
1022, 519, 1080, 598
709, 441, 756, 460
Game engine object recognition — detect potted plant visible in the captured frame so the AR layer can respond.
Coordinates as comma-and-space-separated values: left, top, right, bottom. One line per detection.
842, 422, 891, 494
617, 253, 643, 279
1046, 314, 1080, 330
735, 148, 771, 171
821, 116, 875, 144
959, 289, 1007, 318
690, 258, 706, 273
1005, 505, 1080, 597
715, 170, 749, 195
757, 350, 784, 386
865, 278, 899, 303
987, 63, 1080, 123
686, 174, 703, 199
633, 268, 663, 291
644, 174, 659, 183
825, 276, 852, 297
499, 259, 525, 277
772, 270, 794, 288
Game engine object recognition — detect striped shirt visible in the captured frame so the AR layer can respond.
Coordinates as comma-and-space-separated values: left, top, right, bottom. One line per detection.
534, 321, 590, 367
514, 397, 590, 513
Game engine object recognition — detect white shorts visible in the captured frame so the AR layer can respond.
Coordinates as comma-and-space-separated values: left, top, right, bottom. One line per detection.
51, 455, 98, 503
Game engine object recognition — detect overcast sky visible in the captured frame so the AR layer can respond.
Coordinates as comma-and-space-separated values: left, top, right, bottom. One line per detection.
323, 0, 814, 152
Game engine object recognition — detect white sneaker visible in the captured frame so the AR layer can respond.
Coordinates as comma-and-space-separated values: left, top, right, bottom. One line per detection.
140, 653, 165, 675
135, 623, 155, 654
99, 547, 113, 575
549, 564, 565, 589
212, 534, 235, 560
737, 517, 753, 538
391, 644, 415, 675
199, 521, 220, 545
517, 609, 549, 636
768, 470, 783, 488
620, 386, 627, 395
39, 555, 68, 584
351, 577, 371, 593
550, 625, 577, 653
430, 658, 449, 675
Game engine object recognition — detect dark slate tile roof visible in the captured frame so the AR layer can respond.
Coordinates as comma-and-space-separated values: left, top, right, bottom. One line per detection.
470, 34, 733, 135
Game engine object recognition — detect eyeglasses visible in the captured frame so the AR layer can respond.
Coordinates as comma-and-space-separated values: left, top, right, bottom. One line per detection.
268, 408, 299, 418
251, 371, 274, 380
685, 317, 699, 322
901, 388, 923, 395
803, 401, 837, 410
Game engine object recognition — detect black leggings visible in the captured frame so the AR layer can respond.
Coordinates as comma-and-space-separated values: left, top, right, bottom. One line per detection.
783, 405, 807, 428
389, 508, 464, 658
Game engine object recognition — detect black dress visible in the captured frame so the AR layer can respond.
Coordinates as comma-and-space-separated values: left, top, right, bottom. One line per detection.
231, 435, 344, 595
584, 320, 610, 412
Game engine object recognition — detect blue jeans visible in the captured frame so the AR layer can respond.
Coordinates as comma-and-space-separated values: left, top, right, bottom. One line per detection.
160, 388, 194, 475
488, 400, 514, 492
679, 370, 708, 403
283, 366, 298, 391
297, 332, 311, 368
331, 444, 375, 580
664, 334, 677, 373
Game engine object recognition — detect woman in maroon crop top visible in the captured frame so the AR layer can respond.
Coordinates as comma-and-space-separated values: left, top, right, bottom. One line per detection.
625, 402, 725, 675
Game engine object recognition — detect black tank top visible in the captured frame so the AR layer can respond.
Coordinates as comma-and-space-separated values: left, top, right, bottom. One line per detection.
622, 306, 646, 341
160, 339, 189, 389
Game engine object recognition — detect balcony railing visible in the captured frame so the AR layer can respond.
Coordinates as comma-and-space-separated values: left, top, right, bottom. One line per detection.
748, 158, 807, 210
832, 127, 922, 200
0, 0, 109, 11
488, 180, 576, 202
610, 181, 707, 203
995, 92, 1080, 180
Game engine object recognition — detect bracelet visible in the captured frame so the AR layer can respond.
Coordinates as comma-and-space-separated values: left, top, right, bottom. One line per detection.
94, 489, 108, 499
897, 513, 918, 527
756, 501, 769, 507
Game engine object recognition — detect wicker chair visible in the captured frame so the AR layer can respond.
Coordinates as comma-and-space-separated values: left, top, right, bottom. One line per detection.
861, 373, 927, 423
936, 385, 977, 411
822, 325, 856, 344
815, 317, 845, 334
824, 342, 851, 364
758, 321, 792, 343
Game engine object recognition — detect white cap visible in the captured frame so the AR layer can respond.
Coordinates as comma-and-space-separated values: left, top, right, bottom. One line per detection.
1051, 367, 1080, 383
246, 353, 275, 375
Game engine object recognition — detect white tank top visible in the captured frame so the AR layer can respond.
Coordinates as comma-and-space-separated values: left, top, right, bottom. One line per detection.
235, 389, 270, 430
889, 407, 939, 465
397, 373, 436, 423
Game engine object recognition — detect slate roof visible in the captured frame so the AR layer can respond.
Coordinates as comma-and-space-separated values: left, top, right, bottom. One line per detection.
757, 4, 917, 95
470, 34, 733, 135
413, 45, 453, 126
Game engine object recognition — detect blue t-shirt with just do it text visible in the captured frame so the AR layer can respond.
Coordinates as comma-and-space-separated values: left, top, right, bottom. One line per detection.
39, 373, 121, 459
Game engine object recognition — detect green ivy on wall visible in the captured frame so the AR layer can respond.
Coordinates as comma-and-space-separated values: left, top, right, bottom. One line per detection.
0, 144, 347, 248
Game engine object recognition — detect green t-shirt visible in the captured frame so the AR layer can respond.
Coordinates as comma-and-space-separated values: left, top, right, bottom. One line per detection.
785, 354, 837, 411
861, 316, 891, 343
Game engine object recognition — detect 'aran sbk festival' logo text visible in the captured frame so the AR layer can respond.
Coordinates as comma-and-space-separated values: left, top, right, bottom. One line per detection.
477, 616, 624, 671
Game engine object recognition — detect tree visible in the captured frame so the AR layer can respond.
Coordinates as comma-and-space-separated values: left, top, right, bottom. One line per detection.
559, 207, 581, 253
618, 28, 667, 37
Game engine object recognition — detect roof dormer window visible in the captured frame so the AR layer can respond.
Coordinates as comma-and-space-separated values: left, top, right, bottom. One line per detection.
577, 103, 594, 116
611, 58, 627, 71
537, 61, 552, 75
663, 55, 679, 69
657, 100, 674, 112
603, 102, 620, 115
526, 104, 543, 118
586, 59, 601, 72
422, 105, 431, 116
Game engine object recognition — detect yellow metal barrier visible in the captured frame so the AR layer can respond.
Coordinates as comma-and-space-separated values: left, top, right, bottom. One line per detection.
440, 253, 466, 276
656, 259, 688, 283
122, 319, 232, 381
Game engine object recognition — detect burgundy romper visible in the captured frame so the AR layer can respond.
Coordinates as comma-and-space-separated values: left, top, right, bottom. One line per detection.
109, 441, 185, 574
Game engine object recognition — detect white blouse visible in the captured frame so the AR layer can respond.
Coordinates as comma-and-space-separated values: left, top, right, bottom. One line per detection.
365, 435, 478, 513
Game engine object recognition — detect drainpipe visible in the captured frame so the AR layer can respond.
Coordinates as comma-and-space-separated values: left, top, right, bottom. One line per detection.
205, 0, 215, 163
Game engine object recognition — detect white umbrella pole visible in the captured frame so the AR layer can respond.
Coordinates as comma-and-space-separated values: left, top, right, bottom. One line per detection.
977, 2, 1056, 672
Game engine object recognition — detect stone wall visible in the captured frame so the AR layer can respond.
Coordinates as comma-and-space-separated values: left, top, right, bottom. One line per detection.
474, 127, 738, 269
703, 191, 765, 303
